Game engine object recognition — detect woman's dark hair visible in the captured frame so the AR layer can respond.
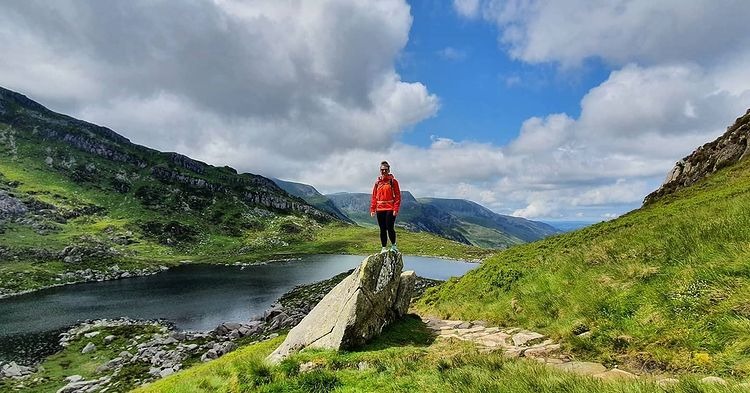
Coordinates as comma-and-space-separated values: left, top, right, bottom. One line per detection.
380, 161, 390, 168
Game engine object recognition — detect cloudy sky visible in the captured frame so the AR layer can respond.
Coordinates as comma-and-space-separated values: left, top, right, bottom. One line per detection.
1, 0, 749, 222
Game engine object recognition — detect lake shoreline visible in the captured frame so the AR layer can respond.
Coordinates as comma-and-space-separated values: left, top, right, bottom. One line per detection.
0, 267, 444, 391
0, 252, 479, 300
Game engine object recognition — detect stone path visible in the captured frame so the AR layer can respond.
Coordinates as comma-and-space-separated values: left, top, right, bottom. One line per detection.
421, 317, 749, 387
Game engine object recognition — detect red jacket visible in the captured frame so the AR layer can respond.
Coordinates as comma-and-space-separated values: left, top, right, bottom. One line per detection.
370, 174, 401, 214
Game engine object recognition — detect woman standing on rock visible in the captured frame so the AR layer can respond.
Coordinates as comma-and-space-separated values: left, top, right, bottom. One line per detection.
370, 161, 401, 253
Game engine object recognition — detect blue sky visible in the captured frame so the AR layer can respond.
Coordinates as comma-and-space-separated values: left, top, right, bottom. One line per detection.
398, 1, 610, 148
1, 0, 749, 221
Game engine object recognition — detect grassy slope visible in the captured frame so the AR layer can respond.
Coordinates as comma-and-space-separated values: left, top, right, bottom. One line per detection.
135, 317, 747, 393
454, 220, 522, 249
417, 156, 750, 377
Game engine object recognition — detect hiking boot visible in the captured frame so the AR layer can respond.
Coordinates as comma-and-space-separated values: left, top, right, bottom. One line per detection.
390, 244, 399, 253
380, 247, 388, 254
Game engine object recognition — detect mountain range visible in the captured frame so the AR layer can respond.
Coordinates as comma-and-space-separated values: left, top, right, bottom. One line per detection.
272, 180, 560, 248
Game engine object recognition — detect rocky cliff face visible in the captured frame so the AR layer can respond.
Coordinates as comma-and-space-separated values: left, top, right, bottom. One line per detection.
644, 108, 750, 205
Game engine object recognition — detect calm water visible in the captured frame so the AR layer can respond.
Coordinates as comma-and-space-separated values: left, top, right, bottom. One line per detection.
0, 254, 476, 363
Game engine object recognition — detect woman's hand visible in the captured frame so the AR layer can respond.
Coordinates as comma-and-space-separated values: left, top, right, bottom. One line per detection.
393, 210, 398, 216
371, 211, 375, 217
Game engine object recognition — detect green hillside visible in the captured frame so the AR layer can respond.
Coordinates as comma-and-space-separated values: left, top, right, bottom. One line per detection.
417, 152, 750, 376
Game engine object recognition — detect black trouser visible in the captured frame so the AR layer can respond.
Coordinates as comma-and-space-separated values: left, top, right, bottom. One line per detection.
376, 210, 396, 247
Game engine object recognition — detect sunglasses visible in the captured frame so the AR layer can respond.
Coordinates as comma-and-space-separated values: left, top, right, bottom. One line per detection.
380, 168, 389, 171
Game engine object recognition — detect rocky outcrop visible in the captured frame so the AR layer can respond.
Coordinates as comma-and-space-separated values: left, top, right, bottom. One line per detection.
267, 251, 415, 363
166, 152, 207, 174
0, 191, 27, 219
0, 361, 34, 379
644, 108, 750, 204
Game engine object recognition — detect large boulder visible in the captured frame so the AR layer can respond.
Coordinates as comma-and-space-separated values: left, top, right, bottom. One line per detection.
267, 251, 414, 363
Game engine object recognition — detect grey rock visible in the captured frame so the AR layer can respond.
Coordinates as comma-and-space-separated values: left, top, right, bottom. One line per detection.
200, 349, 218, 362
299, 361, 319, 373
700, 376, 727, 385
0, 191, 27, 219
104, 335, 116, 343
593, 369, 637, 380
511, 331, 545, 346
550, 361, 607, 376
64, 375, 83, 383
393, 271, 416, 317
523, 343, 561, 358
159, 367, 175, 378
268, 251, 415, 362
1, 362, 26, 378
57, 380, 92, 393
81, 342, 96, 354
655, 378, 679, 386
170, 332, 187, 341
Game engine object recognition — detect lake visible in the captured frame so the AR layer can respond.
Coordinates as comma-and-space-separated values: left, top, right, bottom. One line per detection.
0, 254, 476, 363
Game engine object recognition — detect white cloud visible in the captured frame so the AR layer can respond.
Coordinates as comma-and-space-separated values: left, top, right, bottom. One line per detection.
476, 0, 750, 68
453, 0, 480, 18
437, 47, 468, 61
0, 0, 438, 161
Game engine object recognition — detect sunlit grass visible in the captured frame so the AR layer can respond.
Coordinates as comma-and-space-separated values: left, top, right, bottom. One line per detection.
137, 317, 750, 393
417, 157, 750, 376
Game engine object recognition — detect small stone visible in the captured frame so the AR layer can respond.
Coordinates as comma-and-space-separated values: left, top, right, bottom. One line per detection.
357, 361, 370, 371
104, 335, 115, 343
503, 348, 525, 358
700, 376, 727, 385
593, 369, 637, 380
84, 331, 100, 338
524, 344, 561, 358
551, 361, 607, 376
655, 378, 679, 386
81, 342, 96, 354
159, 368, 175, 378
299, 362, 320, 373
511, 331, 545, 346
